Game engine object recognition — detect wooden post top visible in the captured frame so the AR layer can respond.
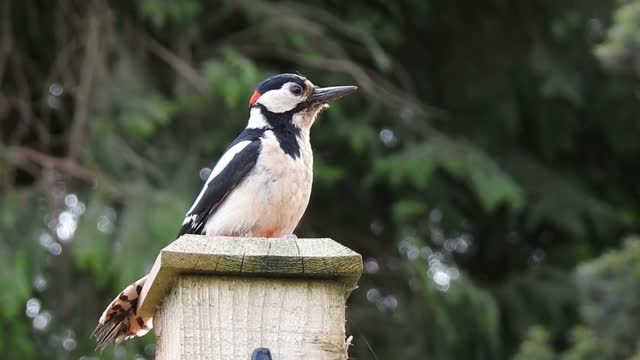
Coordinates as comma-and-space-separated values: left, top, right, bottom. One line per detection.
138, 235, 363, 318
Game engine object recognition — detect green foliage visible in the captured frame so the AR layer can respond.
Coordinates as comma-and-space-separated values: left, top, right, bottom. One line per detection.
507, 155, 625, 239
202, 50, 264, 109
374, 136, 525, 212
392, 199, 428, 224
112, 188, 188, 287
575, 237, 640, 357
514, 238, 640, 359
72, 193, 116, 286
560, 327, 611, 360
0, 193, 44, 358
513, 327, 556, 360
110, 55, 178, 139
595, 0, 640, 72
0, 194, 39, 319
139, 0, 202, 29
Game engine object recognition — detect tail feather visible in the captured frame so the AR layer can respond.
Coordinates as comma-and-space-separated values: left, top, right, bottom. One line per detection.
92, 275, 153, 351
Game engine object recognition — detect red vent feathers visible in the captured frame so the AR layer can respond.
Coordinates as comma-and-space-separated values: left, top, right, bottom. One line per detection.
249, 90, 261, 107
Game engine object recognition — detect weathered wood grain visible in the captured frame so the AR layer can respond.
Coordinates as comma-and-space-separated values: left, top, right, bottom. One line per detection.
139, 235, 362, 360
155, 276, 348, 360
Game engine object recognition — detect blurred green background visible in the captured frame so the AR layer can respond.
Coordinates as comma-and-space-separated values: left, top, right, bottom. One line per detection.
1, 0, 640, 359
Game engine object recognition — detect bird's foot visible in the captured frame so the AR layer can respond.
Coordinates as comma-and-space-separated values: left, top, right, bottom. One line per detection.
282, 233, 298, 240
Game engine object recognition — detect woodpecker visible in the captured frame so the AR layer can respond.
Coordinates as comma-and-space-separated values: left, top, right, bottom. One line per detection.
92, 73, 357, 350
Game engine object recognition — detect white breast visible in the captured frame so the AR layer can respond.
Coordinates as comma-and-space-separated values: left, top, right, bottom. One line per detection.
203, 130, 313, 237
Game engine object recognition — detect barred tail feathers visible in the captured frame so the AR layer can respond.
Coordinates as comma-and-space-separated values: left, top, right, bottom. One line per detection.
92, 275, 152, 351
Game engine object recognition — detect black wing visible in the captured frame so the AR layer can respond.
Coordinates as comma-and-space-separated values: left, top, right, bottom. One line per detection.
177, 136, 262, 237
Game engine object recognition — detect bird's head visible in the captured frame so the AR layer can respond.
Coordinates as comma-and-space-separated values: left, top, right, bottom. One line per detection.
247, 73, 357, 129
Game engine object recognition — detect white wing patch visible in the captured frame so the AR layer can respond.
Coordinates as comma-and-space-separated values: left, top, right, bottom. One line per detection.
183, 140, 252, 218
182, 214, 197, 225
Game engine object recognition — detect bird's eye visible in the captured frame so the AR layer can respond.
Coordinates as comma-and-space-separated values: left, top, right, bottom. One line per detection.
290, 84, 303, 96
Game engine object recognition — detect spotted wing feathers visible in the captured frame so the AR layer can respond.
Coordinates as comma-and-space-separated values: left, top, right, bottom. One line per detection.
178, 138, 262, 236
91, 276, 152, 351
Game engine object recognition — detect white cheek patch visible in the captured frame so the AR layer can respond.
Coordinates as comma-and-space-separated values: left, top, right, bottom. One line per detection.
184, 140, 252, 216
257, 87, 300, 113
246, 107, 269, 129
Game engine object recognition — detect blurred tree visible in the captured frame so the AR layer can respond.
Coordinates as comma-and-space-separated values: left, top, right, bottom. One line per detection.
513, 327, 556, 360
595, 0, 640, 73
1, 0, 639, 359
514, 237, 640, 360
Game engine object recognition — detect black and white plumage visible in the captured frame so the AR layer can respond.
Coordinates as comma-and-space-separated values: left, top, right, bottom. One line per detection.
92, 73, 357, 350
177, 133, 262, 236
177, 73, 357, 238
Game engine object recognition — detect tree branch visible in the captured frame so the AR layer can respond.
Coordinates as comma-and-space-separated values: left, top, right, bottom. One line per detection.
134, 29, 211, 95
67, 7, 101, 160
7, 146, 125, 199
0, 0, 12, 86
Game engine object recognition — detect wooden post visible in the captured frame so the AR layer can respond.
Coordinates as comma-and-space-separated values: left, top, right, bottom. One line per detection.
138, 235, 363, 360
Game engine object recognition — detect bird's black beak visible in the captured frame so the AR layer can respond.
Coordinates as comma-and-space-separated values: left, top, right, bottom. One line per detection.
306, 85, 358, 105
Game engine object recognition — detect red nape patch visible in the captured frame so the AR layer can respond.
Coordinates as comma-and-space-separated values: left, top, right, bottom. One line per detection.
249, 90, 261, 107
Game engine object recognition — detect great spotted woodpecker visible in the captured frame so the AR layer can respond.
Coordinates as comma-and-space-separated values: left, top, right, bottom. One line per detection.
92, 73, 357, 350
